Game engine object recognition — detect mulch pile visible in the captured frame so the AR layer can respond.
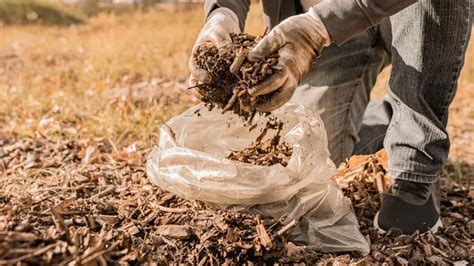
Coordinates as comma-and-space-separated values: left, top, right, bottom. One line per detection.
336, 153, 473, 264
1, 136, 472, 264
192, 33, 279, 121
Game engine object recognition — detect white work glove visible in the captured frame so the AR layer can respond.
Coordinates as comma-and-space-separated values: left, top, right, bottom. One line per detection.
189, 8, 240, 85
247, 8, 331, 112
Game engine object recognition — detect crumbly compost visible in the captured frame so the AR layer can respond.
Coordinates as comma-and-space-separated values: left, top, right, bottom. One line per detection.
226, 118, 293, 167
192, 33, 279, 121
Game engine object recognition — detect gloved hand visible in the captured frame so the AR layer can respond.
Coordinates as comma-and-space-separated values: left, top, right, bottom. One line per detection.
189, 7, 240, 85
247, 8, 331, 112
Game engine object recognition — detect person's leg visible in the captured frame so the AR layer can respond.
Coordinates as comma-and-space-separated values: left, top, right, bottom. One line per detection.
353, 97, 392, 155
353, 18, 394, 156
385, 0, 472, 183
375, 0, 472, 234
291, 27, 390, 166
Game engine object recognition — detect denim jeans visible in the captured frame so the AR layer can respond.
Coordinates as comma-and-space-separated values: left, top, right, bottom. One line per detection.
291, 0, 472, 183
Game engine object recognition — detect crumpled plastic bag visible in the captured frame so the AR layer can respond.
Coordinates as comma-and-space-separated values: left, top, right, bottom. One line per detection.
147, 103, 369, 254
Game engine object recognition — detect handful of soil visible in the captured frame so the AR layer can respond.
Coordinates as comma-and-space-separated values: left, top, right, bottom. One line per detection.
192, 33, 279, 122
227, 119, 293, 167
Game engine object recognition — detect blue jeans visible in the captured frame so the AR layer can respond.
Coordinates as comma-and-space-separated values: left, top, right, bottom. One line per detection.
291, 0, 472, 183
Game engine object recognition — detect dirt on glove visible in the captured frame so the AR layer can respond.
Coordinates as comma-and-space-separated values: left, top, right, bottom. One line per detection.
192, 33, 279, 122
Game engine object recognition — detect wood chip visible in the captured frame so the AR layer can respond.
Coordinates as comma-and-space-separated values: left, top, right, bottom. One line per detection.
156, 225, 193, 240
192, 33, 279, 121
53, 197, 76, 214
1, 135, 472, 264
256, 222, 272, 250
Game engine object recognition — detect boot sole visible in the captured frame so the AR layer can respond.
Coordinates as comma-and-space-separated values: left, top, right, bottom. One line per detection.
373, 211, 443, 234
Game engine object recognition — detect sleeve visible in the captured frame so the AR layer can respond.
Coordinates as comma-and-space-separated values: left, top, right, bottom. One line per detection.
313, 0, 417, 44
204, 0, 251, 31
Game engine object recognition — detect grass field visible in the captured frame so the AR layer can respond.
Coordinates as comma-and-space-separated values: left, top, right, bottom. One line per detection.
0, 3, 267, 148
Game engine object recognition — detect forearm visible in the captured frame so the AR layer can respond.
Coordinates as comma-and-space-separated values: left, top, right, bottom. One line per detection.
314, 0, 416, 44
204, 0, 250, 31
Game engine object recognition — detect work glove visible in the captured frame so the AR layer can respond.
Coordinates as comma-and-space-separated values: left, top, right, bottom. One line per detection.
189, 7, 240, 85
247, 8, 331, 112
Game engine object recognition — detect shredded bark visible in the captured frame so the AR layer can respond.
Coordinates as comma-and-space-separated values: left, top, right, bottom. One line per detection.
192, 33, 279, 121
1, 136, 472, 264
336, 153, 473, 265
226, 118, 293, 167
193, 33, 292, 167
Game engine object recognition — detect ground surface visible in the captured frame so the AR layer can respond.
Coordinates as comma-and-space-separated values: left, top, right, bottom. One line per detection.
0, 3, 473, 265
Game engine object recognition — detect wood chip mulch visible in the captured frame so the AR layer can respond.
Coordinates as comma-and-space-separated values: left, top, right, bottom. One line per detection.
191, 33, 279, 122
1, 135, 472, 265
226, 118, 292, 167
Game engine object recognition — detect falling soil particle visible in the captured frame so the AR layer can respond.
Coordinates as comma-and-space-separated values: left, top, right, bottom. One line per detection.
226, 118, 293, 167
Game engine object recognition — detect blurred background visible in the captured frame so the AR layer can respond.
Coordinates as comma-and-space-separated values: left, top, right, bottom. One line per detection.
0, 0, 472, 177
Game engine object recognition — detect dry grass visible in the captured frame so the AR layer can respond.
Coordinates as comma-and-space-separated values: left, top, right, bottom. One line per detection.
0, 3, 472, 164
0, 4, 266, 148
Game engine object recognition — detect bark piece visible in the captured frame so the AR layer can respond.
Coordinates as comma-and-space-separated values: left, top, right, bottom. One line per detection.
156, 225, 193, 240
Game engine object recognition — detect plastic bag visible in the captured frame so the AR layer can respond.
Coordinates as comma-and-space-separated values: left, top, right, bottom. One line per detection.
147, 103, 369, 254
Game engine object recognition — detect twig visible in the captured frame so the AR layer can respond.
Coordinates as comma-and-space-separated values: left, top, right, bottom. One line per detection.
1, 243, 58, 264
153, 203, 188, 214
157, 117, 176, 139
80, 240, 122, 264
255, 127, 269, 144
388, 244, 412, 250
107, 138, 120, 154
0, 232, 37, 242
95, 186, 116, 199
277, 220, 297, 236
375, 173, 385, 193
222, 89, 240, 113
187, 83, 210, 90
230, 47, 248, 74
50, 206, 68, 239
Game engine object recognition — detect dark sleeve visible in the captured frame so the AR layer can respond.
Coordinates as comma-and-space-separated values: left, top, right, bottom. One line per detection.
204, 0, 251, 31
314, 0, 417, 44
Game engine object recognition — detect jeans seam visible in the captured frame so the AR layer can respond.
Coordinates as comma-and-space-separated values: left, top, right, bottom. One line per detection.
440, 3, 471, 123
339, 45, 375, 162
388, 169, 439, 183
389, 168, 438, 178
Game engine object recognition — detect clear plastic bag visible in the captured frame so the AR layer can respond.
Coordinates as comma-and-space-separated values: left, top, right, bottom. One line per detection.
147, 103, 369, 254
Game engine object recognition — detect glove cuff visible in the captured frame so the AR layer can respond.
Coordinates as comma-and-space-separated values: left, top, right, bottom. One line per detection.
307, 7, 331, 47
207, 7, 241, 34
